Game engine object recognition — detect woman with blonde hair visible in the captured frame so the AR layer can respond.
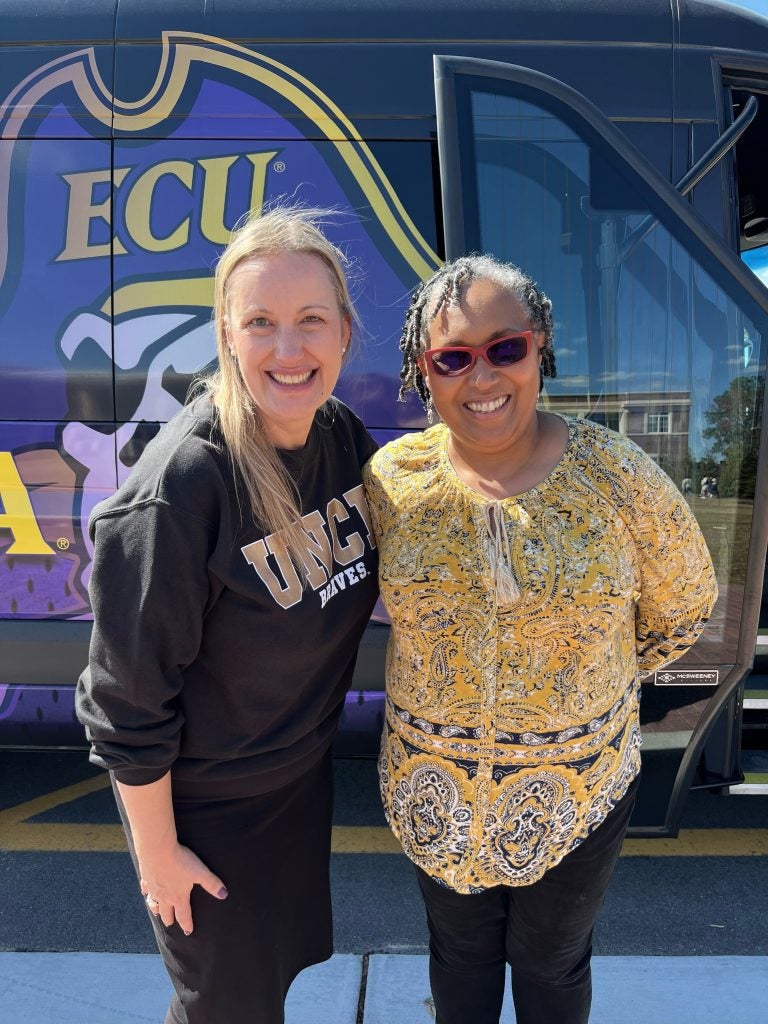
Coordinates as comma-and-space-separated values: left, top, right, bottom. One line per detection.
77, 207, 379, 1023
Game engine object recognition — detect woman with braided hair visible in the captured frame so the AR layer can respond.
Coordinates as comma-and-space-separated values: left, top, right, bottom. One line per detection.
364, 254, 717, 1024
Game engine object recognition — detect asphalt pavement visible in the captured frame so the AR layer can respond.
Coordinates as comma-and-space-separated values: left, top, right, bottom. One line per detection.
1, 752, 767, 1022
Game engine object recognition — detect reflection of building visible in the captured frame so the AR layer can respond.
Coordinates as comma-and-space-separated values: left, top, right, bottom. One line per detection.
542, 391, 691, 460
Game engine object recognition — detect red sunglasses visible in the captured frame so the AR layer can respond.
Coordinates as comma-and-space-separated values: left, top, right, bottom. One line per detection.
422, 331, 533, 377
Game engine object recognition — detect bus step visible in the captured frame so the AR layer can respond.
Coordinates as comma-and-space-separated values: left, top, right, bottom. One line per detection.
744, 672, 768, 711
728, 773, 768, 794
729, 750, 768, 794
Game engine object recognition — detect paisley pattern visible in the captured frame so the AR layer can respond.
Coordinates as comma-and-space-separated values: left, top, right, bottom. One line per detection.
365, 417, 718, 892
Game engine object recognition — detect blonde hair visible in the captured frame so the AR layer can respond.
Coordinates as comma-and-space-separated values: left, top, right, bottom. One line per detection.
203, 206, 356, 578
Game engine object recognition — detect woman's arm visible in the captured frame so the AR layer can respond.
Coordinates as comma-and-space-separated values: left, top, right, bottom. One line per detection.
623, 452, 718, 674
116, 773, 227, 935
77, 501, 213, 782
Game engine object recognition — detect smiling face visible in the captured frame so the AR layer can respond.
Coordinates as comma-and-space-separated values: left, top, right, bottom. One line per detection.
224, 251, 350, 448
422, 276, 544, 463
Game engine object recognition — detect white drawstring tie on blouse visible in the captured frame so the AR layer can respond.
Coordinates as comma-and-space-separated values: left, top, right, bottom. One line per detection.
480, 501, 520, 608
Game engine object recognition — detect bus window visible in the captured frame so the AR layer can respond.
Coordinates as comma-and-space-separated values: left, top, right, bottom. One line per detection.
732, 89, 768, 272
732, 90, 768, 361
435, 55, 768, 832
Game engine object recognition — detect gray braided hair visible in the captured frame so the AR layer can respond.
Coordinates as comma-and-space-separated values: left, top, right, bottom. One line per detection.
398, 254, 556, 410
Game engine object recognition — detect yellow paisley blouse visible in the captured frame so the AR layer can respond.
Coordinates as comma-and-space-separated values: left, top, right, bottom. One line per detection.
363, 417, 717, 893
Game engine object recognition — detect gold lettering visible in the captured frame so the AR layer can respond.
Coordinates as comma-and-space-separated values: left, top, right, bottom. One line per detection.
342, 485, 376, 549
57, 168, 129, 261
57, 151, 277, 260
199, 152, 277, 244
0, 453, 56, 555
124, 160, 194, 252
296, 510, 332, 589
326, 497, 364, 565
241, 534, 302, 609
246, 152, 277, 218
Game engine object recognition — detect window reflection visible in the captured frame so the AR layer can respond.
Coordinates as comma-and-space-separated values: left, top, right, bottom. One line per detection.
742, 244, 768, 290
464, 86, 766, 668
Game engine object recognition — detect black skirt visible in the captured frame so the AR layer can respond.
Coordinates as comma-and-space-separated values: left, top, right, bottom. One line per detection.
114, 749, 334, 1024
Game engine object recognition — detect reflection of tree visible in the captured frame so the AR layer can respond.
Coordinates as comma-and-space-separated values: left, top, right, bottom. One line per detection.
703, 375, 764, 498
657, 449, 697, 488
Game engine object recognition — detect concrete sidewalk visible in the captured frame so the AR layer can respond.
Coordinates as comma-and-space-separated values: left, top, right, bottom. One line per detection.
1, 952, 766, 1022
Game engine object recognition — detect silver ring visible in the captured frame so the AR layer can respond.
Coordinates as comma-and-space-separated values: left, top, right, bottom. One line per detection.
144, 894, 160, 909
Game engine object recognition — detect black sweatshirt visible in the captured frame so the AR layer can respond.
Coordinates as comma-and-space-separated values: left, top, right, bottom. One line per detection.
76, 395, 379, 798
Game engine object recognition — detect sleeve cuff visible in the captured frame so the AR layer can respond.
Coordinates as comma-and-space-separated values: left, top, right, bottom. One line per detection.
107, 764, 173, 786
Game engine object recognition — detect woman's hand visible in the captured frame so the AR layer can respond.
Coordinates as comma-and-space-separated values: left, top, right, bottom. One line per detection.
138, 841, 228, 934
115, 773, 227, 936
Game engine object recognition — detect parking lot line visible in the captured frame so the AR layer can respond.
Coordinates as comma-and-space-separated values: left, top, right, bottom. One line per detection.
2, 779, 767, 855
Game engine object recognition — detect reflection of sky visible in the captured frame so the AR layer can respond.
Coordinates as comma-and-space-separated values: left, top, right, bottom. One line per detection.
742, 246, 768, 288
471, 93, 768, 464
725, 1, 768, 17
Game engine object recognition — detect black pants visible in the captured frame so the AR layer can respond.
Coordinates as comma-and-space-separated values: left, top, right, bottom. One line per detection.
415, 779, 638, 1024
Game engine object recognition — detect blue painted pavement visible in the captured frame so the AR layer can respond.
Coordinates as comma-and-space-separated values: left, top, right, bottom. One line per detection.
0, 952, 765, 1023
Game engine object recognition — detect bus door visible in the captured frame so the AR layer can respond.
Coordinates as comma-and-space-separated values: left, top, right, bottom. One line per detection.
726, 77, 768, 789
433, 56, 768, 835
